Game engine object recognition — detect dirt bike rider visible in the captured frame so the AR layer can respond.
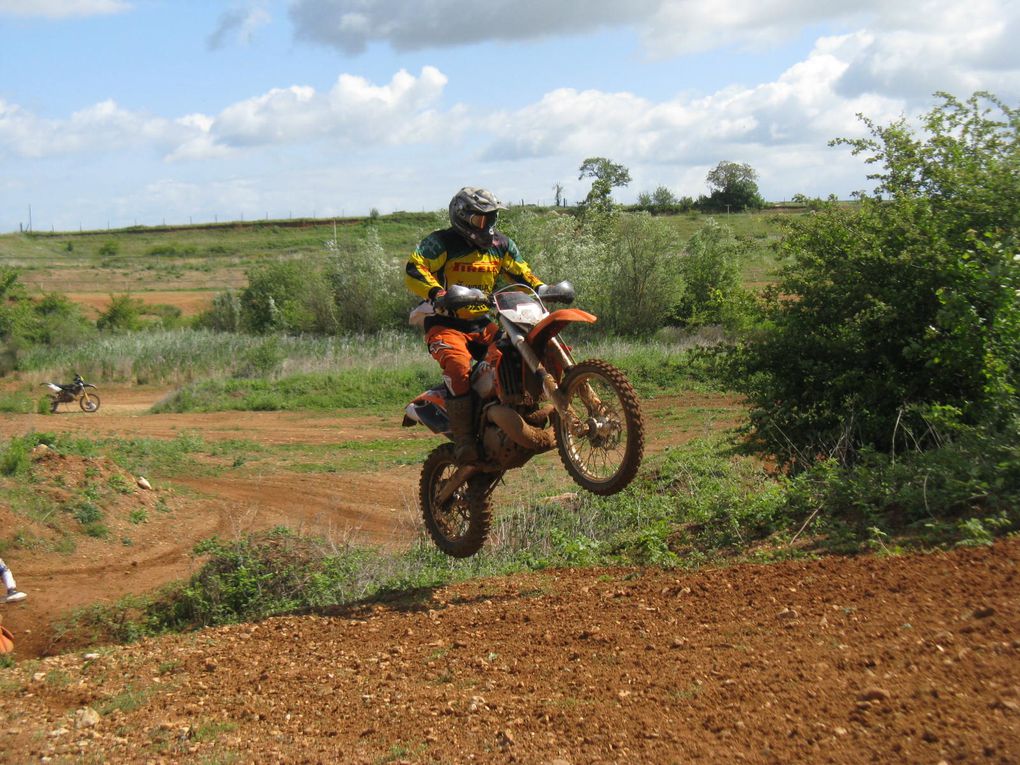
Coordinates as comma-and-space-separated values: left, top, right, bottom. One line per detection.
405, 187, 545, 464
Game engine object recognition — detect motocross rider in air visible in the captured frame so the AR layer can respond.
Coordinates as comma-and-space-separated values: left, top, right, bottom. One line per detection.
406, 187, 545, 464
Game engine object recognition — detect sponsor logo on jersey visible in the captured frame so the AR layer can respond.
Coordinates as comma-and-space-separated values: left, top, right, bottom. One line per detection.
451, 261, 500, 274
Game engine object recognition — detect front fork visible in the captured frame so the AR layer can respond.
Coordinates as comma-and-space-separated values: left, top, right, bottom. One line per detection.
510, 333, 573, 417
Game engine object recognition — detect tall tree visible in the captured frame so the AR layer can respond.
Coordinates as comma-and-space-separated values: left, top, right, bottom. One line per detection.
701, 161, 765, 212
578, 158, 631, 212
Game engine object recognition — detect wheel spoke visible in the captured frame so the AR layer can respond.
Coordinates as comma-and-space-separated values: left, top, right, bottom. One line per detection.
554, 359, 644, 496
561, 373, 630, 482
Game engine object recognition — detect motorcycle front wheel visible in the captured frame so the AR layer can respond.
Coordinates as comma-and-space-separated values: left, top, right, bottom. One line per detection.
79, 393, 100, 413
554, 359, 644, 496
419, 444, 497, 558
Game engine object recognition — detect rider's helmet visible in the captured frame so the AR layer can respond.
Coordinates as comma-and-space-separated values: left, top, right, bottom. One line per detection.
449, 187, 507, 250
74, 374, 83, 383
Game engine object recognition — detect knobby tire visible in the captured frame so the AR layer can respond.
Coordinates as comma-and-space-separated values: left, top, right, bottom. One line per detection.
419, 444, 494, 558
554, 359, 644, 496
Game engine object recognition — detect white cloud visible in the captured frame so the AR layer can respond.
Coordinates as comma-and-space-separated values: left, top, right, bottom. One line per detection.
286, 0, 1018, 58
0, 0, 130, 18
480, 33, 910, 199
833, 4, 1020, 100
0, 67, 457, 163
285, 0, 1020, 104
204, 66, 455, 152
0, 97, 186, 158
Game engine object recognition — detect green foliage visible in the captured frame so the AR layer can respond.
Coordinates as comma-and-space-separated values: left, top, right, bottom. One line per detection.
96, 294, 145, 333
16, 328, 430, 386
147, 529, 344, 629
232, 241, 412, 336
596, 213, 686, 335
196, 290, 243, 332
791, 193, 840, 211
700, 161, 765, 212
782, 411, 1020, 549
98, 241, 119, 257
635, 186, 695, 215
0, 269, 95, 372
324, 226, 409, 333
234, 336, 285, 378
504, 210, 673, 335
670, 219, 754, 329
510, 210, 755, 336
145, 243, 197, 257
0, 390, 37, 414
68, 499, 103, 526
153, 367, 437, 413
1, 438, 32, 476
734, 91, 1020, 470
240, 259, 323, 333
578, 157, 631, 230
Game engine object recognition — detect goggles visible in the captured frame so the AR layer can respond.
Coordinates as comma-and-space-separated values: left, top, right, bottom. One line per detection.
467, 211, 496, 230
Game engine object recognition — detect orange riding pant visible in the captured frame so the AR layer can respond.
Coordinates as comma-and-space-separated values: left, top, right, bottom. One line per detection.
425, 323, 501, 397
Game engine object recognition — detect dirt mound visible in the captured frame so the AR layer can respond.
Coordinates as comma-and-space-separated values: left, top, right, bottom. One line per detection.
1, 539, 1017, 764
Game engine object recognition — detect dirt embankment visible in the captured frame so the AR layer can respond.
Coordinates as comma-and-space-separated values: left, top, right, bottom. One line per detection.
0, 539, 1017, 764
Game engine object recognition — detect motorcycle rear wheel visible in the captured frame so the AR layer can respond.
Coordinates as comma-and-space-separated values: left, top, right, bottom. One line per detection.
420, 443, 495, 558
79, 393, 100, 413
554, 359, 644, 496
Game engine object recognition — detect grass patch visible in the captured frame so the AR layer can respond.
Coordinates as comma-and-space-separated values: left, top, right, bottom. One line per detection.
149, 342, 721, 414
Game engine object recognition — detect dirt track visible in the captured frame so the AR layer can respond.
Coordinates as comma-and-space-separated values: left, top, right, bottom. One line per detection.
0, 387, 430, 660
1, 539, 1017, 763
1, 387, 1017, 762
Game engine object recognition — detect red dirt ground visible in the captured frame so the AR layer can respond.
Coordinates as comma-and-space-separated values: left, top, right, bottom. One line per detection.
0, 541, 1016, 764
1, 386, 1016, 763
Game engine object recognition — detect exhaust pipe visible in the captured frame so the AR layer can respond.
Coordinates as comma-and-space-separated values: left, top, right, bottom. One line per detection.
486, 405, 556, 451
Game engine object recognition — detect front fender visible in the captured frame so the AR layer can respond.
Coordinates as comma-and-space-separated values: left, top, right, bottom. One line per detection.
525, 308, 597, 354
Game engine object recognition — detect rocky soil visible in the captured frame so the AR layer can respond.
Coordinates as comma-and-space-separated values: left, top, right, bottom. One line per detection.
1, 539, 1017, 764
0, 386, 1016, 763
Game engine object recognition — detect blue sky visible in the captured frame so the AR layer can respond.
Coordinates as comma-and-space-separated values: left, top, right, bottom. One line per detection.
1, 0, 1017, 232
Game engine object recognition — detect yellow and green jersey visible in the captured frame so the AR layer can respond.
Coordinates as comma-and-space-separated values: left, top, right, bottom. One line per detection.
405, 228, 543, 328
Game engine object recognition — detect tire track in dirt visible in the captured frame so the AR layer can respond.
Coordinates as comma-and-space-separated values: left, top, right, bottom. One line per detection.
1, 387, 428, 658
0, 385, 740, 660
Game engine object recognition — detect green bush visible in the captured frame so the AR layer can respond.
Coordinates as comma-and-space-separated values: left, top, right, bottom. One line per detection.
734, 92, 1019, 470
97, 294, 145, 333
324, 226, 409, 334
782, 409, 1020, 549
670, 219, 752, 329
194, 290, 243, 333
0, 270, 96, 372
1, 438, 31, 476
240, 259, 323, 333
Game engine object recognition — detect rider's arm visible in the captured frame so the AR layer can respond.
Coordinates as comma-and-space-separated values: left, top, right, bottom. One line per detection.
405, 233, 448, 302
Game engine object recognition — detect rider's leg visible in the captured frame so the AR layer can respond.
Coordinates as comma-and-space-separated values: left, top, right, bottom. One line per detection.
0, 558, 25, 602
426, 326, 479, 464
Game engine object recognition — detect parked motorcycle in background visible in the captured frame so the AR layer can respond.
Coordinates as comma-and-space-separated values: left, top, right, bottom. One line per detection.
403, 282, 645, 557
43, 374, 101, 413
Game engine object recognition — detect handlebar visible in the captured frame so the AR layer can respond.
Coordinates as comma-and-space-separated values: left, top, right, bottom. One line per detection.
437, 281, 576, 313
436, 285, 490, 312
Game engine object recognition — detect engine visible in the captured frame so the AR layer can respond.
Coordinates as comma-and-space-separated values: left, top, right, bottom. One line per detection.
480, 423, 538, 470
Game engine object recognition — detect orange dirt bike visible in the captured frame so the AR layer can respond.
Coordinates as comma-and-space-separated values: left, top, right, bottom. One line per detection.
403, 282, 644, 557
42, 375, 101, 413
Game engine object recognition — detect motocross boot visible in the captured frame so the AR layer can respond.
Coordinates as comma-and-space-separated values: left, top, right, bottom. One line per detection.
446, 394, 479, 464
